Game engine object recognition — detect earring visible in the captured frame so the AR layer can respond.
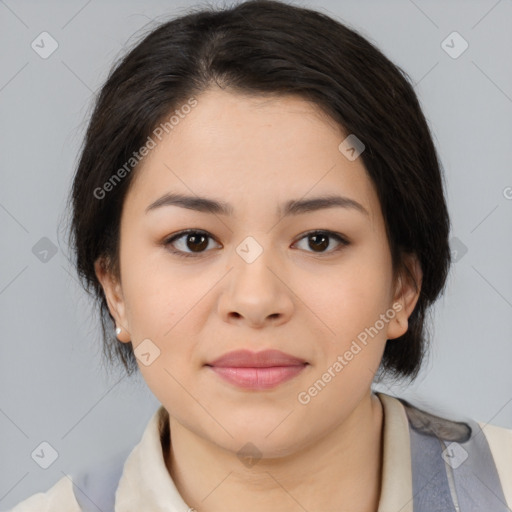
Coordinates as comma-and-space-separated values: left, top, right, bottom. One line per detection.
115, 326, 122, 336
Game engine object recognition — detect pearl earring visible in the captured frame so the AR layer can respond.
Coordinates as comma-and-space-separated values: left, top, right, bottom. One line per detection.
115, 327, 122, 336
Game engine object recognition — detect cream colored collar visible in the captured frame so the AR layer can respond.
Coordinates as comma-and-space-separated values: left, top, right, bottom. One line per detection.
114, 392, 412, 512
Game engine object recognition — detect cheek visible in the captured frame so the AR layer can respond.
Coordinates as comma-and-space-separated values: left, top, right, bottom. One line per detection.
308, 247, 393, 388
119, 239, 184, 334
321, 251, 393, 332
301, 262, 391, 403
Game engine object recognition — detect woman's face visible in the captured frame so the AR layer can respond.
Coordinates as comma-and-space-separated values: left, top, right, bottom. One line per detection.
96, 87, 420, 457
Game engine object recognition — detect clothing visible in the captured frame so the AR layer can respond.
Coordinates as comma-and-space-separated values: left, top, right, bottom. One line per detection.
7, 392, 512, 511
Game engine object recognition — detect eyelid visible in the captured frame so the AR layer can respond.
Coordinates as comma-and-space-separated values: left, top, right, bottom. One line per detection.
292, 230, 350, 251
163, 229, 350, 258
163, 229, 221, 259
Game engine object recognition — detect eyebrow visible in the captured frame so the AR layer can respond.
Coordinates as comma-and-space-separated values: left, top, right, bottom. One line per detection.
145, 192, 369, 217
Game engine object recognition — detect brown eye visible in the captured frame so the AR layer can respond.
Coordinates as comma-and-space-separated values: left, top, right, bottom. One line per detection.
164, 229, 349, 259
164, 230, 220, 258
308, 233, 329, 252
184, 233, 209, 252
294, 230, 349, 254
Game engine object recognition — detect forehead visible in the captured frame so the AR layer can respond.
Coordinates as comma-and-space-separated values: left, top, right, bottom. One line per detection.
123, 88, 379, 222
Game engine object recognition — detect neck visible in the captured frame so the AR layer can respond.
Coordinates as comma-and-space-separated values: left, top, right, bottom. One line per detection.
165, 391, 384, 512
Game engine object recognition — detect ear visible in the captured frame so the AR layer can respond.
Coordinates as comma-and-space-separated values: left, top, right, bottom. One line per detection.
386, 253, 423, 340
94, 256, 131, 343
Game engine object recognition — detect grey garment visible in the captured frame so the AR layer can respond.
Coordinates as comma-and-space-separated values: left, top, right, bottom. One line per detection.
401, 398, 509, 511
72, 446, 132, 512
70, 398, 508, 511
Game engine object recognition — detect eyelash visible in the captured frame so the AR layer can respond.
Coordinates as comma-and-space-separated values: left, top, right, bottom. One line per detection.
163, 229, 350, 259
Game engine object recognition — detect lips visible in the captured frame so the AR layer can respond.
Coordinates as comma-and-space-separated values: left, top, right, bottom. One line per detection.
205, 349, 308, 390
206, 349, 307, 368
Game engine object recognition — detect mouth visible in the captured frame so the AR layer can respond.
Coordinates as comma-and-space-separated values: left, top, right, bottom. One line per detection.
205, 349, 309, 390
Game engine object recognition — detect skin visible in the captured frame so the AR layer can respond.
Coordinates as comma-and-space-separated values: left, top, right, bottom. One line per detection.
95, 87, 422, 512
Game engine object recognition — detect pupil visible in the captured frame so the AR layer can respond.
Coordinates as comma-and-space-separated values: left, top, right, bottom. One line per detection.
188, 234, 208, 252
310, 234, 328, 251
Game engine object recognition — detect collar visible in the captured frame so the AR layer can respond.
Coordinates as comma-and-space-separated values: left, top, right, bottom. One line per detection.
376, 392, 413, 512
114, 392, 413, 511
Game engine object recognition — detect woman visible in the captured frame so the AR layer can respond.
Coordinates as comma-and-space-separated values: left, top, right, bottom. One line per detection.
10, 1, 511, 511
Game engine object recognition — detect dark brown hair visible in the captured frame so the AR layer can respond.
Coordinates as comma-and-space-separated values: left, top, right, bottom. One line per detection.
66, 0, 451, 383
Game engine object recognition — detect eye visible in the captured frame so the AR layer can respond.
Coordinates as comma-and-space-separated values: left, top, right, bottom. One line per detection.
163, 229, 349, 259
293, 230, 349, 254
163, 229, 220, 258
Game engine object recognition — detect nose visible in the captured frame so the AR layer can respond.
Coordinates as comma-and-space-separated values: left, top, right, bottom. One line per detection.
217, 245, 294, 328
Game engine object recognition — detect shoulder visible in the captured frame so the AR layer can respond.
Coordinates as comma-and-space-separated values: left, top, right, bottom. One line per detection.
396, 394, 512, 506
396, 394, 512, 447
479, 420, 512, 449
481, 420, 512, 449
8, 475, 81, 512
478, 420, 512, 504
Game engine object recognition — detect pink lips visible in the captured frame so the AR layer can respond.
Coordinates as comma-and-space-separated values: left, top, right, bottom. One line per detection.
206, 349, 308, 390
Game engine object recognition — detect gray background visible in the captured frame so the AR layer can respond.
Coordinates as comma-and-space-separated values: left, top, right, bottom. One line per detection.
1, 0, 511, 509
